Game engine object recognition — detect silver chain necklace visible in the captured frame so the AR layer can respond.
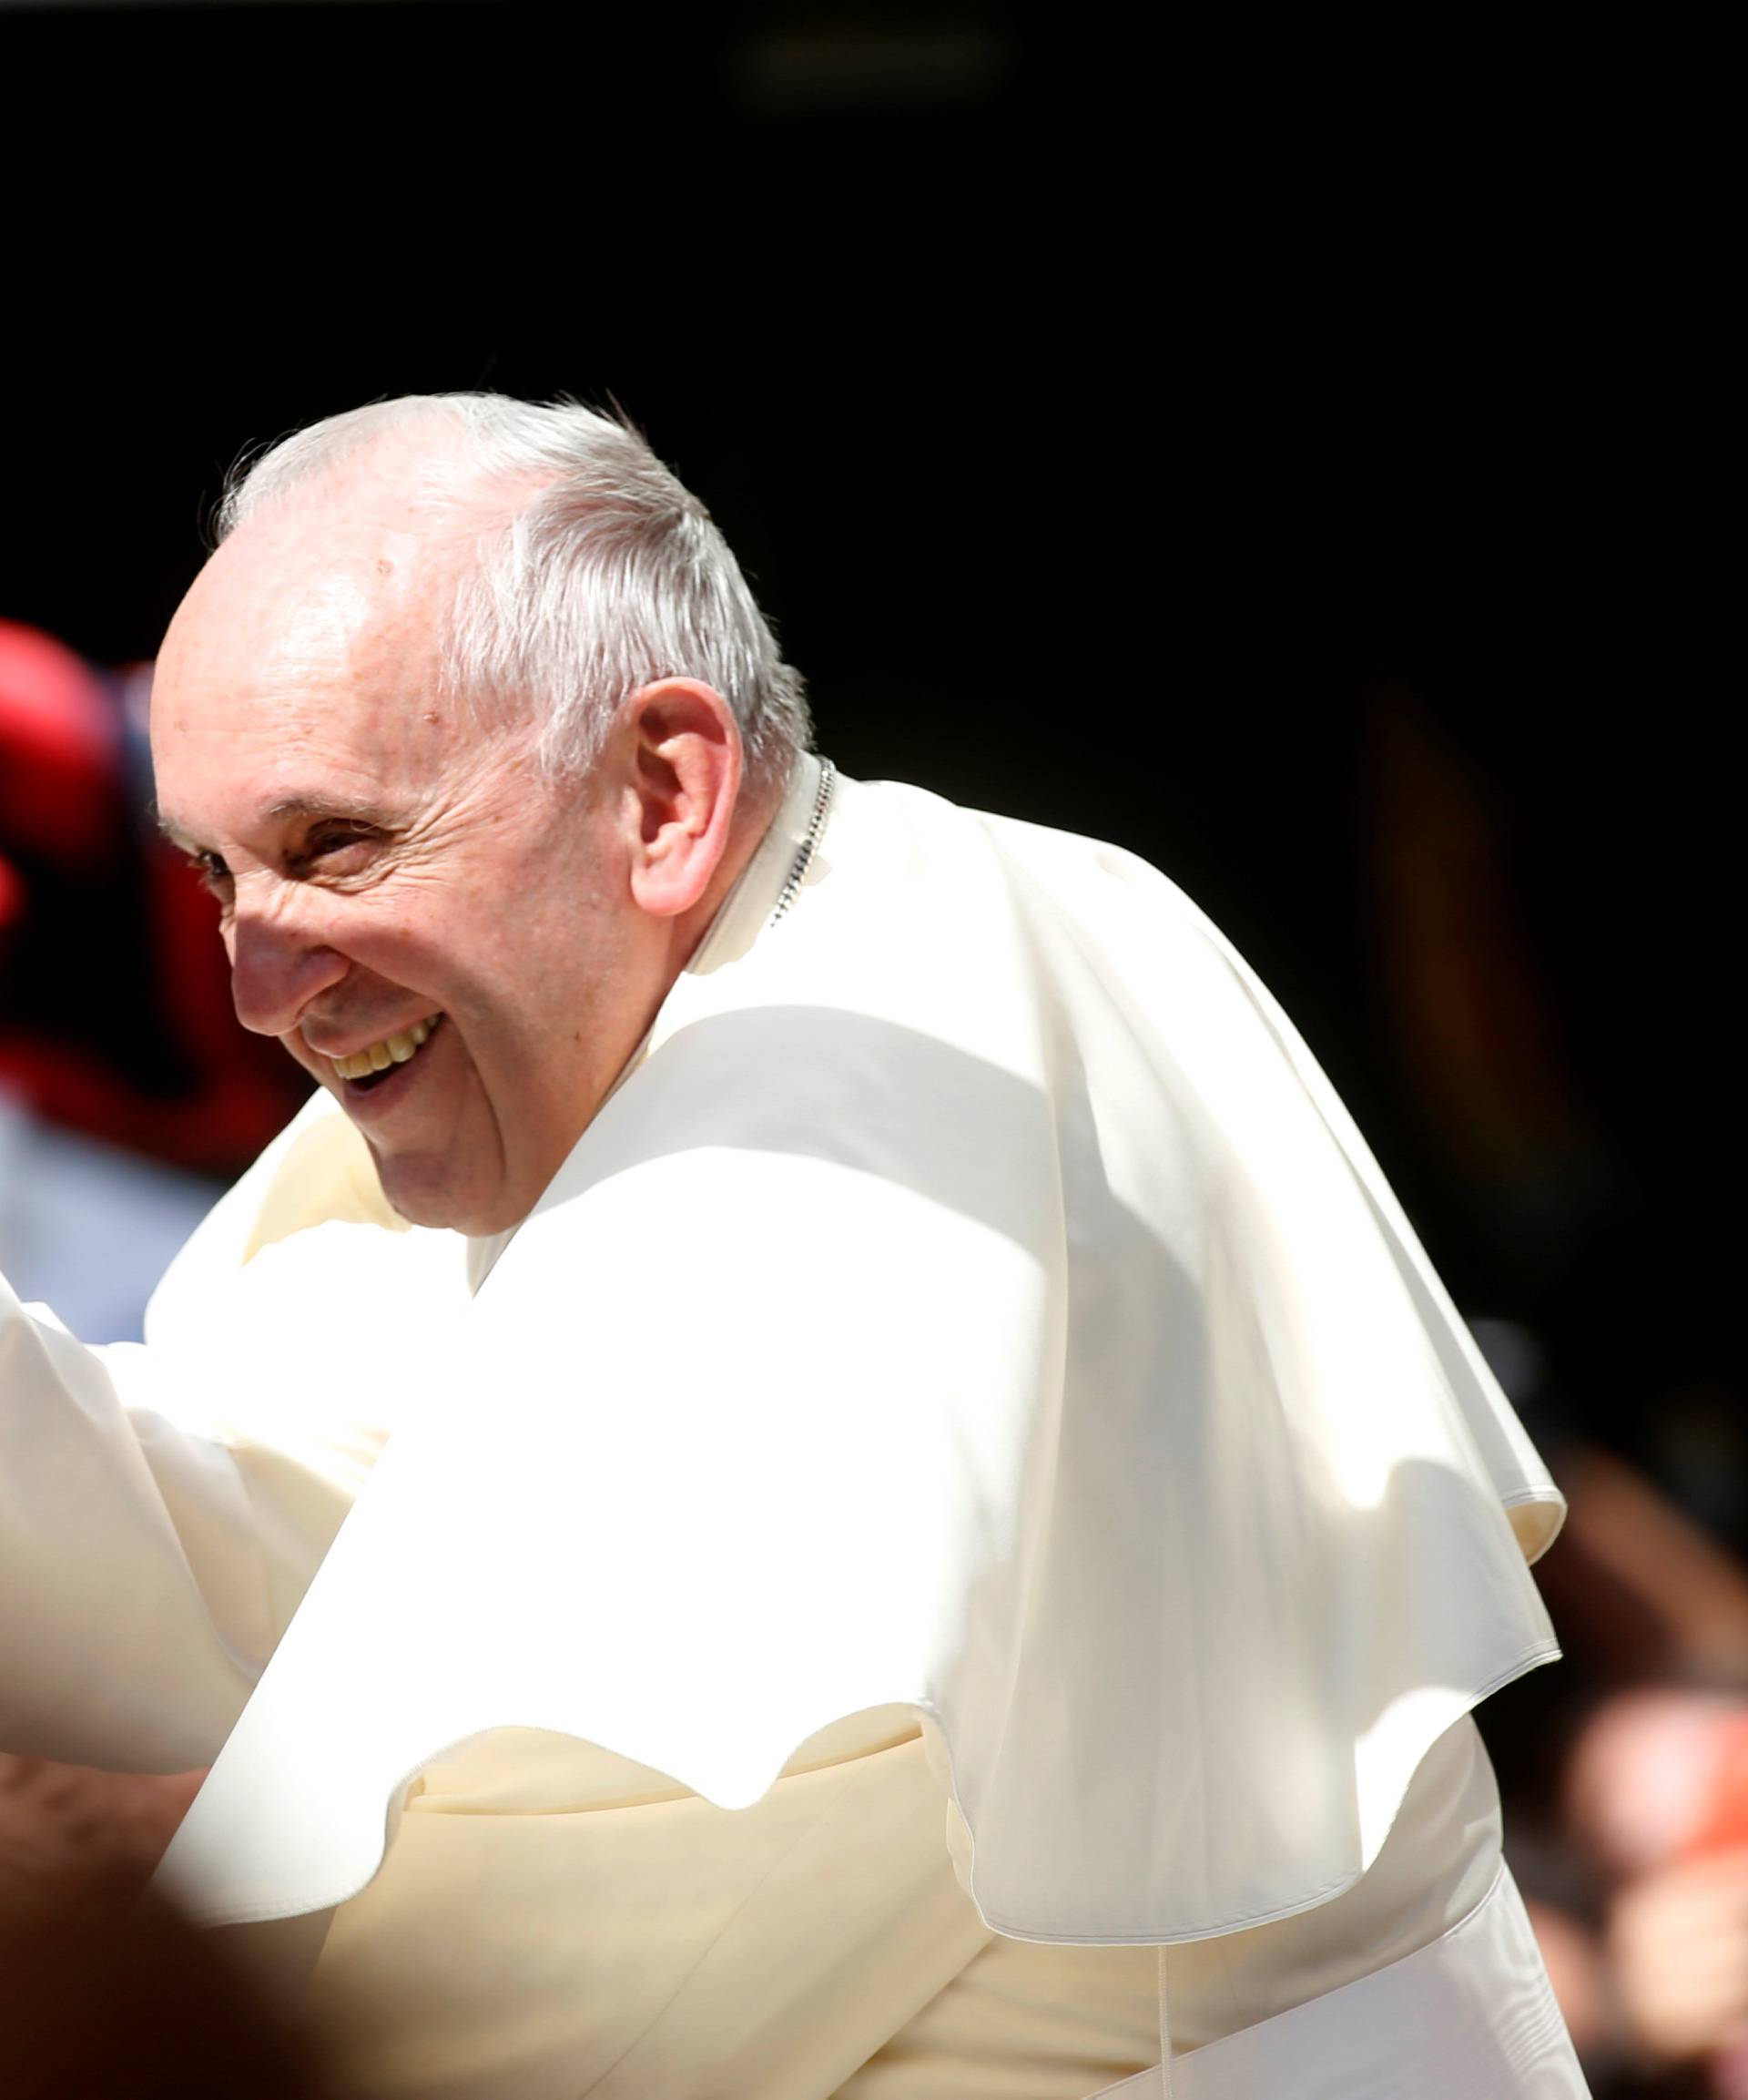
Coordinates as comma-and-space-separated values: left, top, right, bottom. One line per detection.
769, 757, 837, 925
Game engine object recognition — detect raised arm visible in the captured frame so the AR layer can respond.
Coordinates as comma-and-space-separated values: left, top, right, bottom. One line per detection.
1, 1273, 267, 1769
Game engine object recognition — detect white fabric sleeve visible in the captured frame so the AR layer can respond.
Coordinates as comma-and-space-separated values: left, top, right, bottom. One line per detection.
0, 1270, 273, 1769
2, 1102, 463, 1776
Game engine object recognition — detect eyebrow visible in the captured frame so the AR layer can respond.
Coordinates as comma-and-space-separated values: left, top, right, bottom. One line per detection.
259, 794, 398, 829
154, 809, 204, 854
154, 795, 398, 854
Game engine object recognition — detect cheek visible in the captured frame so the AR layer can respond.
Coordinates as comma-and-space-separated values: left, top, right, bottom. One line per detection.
348, 901, 491, 985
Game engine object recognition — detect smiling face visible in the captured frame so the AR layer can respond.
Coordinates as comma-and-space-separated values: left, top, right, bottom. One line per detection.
150, 495, 674, 1235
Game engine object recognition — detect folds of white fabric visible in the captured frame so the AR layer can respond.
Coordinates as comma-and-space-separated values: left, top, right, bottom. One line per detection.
0, 1136, 466, 1769
156, 767, 1567, 1947
0, 1272, 261, 1769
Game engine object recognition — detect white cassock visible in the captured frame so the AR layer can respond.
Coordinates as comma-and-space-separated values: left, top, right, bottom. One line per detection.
0, 756, 1589, 2096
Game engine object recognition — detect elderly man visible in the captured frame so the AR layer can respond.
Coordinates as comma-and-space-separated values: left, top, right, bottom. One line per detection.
0, 395, 1587, 2096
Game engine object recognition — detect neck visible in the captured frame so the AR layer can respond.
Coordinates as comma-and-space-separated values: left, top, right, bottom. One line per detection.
668, 768, 787, 976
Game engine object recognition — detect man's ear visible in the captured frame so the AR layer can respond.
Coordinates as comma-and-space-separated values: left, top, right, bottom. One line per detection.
624, 679, 743, 919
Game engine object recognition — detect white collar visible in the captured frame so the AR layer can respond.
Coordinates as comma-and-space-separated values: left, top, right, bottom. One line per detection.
686, 751, 826, 977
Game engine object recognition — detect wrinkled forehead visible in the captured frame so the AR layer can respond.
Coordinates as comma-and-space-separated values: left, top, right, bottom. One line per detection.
149, 512, 509, 826
160, 496, 445, 679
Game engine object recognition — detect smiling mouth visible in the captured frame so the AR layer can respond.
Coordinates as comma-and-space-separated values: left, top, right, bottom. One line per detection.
331, 1014, 444, 1090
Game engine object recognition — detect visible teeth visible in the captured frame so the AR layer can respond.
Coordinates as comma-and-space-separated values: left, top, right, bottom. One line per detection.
331, 1016, 441, 1082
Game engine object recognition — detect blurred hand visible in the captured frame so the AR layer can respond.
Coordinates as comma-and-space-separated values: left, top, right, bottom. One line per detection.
0, 1766, 329, 2100
1712, 2031, 1748, 2100
0, 1753, 205, 1910
1608, 1843, 1748, 2065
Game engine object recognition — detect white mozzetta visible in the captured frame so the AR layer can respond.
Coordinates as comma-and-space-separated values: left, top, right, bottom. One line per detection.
149, 758, 1565, 1948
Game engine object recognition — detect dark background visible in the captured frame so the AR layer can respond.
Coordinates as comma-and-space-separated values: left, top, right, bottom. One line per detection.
3, 0, 1735, 1483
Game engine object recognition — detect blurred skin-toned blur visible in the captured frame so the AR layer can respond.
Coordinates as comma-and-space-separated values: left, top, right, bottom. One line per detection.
1556, 1690, 1748, 2087
0, 1755, 332, 2096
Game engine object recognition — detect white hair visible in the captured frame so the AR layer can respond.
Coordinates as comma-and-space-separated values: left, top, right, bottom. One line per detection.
213, 392, 811, 791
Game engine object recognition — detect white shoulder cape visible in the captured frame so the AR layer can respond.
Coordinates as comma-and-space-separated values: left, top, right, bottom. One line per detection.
156, 759, 1562, 1944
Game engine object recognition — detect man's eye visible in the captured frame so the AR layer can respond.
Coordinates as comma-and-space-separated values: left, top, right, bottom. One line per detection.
193, 851, 232, 894
304, 825, 380, 865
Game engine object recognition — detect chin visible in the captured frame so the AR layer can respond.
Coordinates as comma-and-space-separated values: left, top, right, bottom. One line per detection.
374, 1157, 525, 1237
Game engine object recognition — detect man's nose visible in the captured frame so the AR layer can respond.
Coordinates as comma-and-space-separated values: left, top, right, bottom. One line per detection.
225, 886, 351, 1038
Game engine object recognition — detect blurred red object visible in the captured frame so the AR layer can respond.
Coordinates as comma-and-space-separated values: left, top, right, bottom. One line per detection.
0, 854, 22, 943
0, 619, 121, 872
1, 619, 307, 1174
1686, 1716, 1748, 1860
